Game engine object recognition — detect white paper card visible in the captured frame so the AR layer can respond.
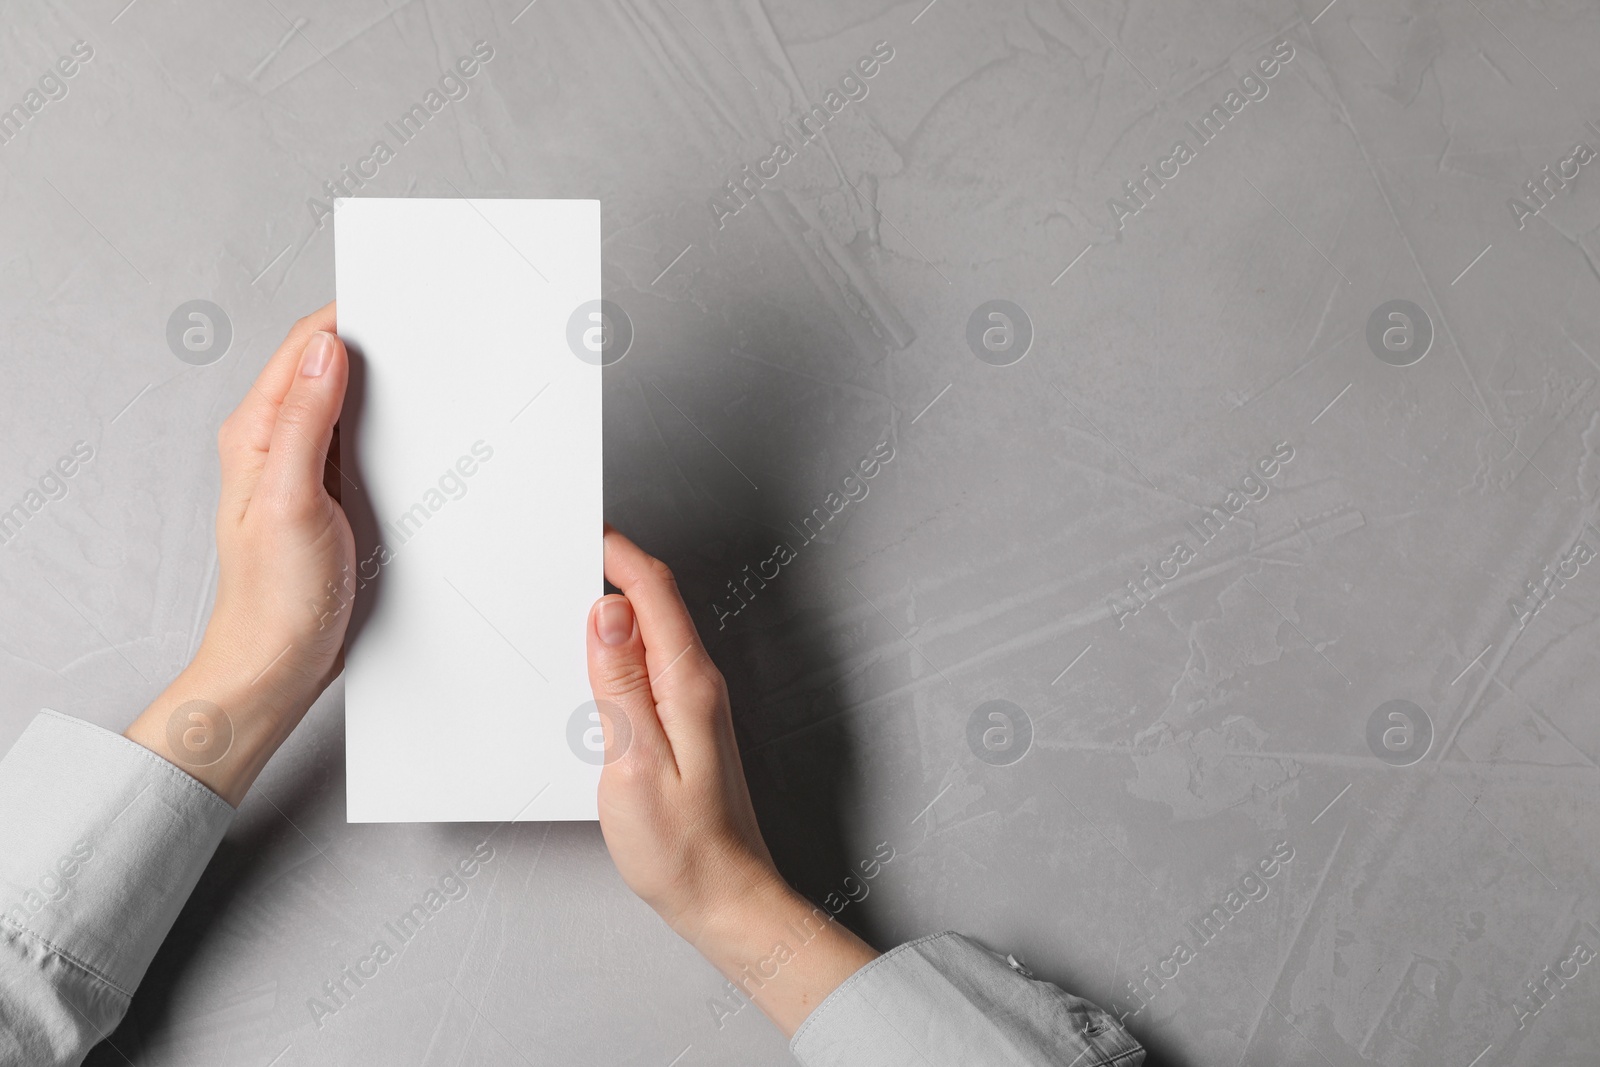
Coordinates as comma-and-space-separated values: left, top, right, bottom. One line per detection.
336, 197, 601, 822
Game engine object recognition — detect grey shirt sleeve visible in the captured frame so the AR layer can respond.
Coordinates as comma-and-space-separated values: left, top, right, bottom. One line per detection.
0, 711, 1141, 1067
791, 931, 1144, 1067
0, 710, 235, 1067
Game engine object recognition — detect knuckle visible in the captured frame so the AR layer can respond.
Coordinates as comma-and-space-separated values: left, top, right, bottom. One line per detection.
597, 654, 652, 697
678, 664, 725, 706
605, 751, 656, 795
264, 493, 312, 527
699, 655, 729, 693
277, 391, 320, 428
646, 556, 677, 588
260, 478, 325, 524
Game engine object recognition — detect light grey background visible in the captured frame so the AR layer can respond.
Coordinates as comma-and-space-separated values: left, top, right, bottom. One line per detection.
2, 1, 1598, 1064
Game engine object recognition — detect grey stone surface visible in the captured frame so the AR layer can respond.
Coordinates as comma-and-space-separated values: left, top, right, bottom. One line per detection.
3, 0, 1598, 1064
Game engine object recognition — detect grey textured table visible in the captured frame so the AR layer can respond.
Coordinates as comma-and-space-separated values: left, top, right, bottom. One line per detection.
4, 1, 1599, 1064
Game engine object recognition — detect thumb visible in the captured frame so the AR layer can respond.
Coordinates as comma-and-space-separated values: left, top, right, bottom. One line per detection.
262, 331, 348, 503
586, 594, 669, 771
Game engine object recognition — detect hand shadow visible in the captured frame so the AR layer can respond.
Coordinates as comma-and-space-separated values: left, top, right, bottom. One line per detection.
334, 339, 385, 652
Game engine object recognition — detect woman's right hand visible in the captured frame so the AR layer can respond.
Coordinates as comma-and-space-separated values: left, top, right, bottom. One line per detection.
586, 528, 880, 1037
585, 526, 780, 930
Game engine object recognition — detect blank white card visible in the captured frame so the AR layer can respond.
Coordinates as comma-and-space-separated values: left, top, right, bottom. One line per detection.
336, 198, 601, 822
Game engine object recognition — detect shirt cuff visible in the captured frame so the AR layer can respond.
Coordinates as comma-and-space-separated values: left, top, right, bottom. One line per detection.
0, 710, 236, 995
791, 931, 1144, 1067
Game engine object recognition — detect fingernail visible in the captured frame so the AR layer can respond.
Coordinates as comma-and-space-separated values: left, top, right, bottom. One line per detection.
300, 331, 335, 377
597, 597, 634, 646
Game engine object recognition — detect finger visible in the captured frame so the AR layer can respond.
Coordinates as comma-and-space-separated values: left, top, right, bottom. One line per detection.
217, 304, 337, 519
601, 529, 713, 688
601, 529, 727, 754
259, 331, 349, 509
586, 594, 673, 775
228, 303, 339, 450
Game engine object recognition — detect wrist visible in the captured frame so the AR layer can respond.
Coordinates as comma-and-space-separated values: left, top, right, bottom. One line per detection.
677, 872, 880, 1038
674, 870, 804, 960
123, 645, 321, 806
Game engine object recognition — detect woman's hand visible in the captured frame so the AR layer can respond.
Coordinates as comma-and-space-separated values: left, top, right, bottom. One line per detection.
125, 304, 354, 805
587, 528, 880, 1036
